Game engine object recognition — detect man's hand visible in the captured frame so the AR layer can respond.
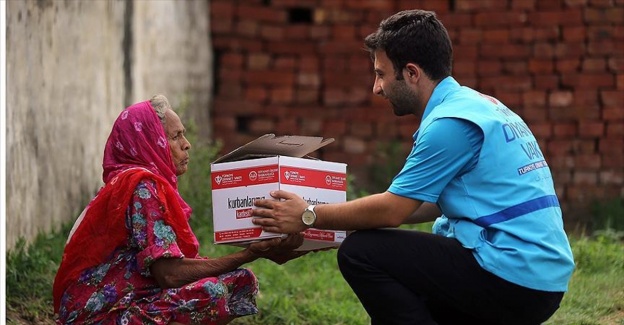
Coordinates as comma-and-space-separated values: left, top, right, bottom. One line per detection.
252, 190, 309, 234
247, 233, 308, 265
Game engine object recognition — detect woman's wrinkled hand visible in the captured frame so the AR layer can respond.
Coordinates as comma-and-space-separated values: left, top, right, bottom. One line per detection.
247, 233, 308, 265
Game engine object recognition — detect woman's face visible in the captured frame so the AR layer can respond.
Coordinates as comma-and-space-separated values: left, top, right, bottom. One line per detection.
164, 109, 191, 176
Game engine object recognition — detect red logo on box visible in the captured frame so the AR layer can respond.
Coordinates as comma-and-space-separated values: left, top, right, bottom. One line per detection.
281, 166, 347, 190
303, 229, 336, 241
215, 227, 263, 241
212, 164, 279, 189
236, 208, 253, 219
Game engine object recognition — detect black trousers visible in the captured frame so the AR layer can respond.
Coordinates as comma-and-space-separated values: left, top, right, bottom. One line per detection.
337, 229, 564, 325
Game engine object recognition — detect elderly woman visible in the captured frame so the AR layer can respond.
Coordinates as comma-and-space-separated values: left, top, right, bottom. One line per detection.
53, 95, 304, 324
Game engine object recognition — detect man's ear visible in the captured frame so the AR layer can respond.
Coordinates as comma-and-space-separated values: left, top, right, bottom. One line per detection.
405, 63, 420, 81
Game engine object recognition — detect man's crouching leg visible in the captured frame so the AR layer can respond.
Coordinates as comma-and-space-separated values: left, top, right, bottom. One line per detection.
337, 229, 437, 325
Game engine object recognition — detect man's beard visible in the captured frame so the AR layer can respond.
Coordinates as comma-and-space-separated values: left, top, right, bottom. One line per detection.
390, 100, 412, 116
388, 81, 419, 116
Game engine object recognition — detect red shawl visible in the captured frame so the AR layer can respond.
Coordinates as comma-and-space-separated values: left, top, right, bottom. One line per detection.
52, 101, 198, 312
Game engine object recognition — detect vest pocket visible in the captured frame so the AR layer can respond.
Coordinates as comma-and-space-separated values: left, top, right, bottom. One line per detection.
453, 219, 485, 249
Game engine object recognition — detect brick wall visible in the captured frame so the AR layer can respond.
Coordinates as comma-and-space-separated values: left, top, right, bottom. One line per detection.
210, 0, 624, 225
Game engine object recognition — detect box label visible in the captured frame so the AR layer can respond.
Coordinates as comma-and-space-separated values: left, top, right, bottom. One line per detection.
212, 164, 279, 189
227, 195, 266, 210
303, 229, 336, 242
215, 227, 263, 241
235, 207, 254, 219
281, 166, 347, 191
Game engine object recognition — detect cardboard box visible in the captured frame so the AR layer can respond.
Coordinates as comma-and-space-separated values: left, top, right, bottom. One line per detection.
211, 134, 348, 251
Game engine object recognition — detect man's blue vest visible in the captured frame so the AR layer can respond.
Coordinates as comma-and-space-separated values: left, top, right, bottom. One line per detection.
425, 81, 575, 292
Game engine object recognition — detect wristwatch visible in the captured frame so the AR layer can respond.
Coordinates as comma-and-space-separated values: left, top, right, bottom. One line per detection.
301, 205, 317, 227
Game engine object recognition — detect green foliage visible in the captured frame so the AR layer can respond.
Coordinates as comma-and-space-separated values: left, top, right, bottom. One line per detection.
591, 198, 624, 235
366, 140, 407, 193
346, 174, 369, 201
571, 231, 624, 274
6, 224, 70, 323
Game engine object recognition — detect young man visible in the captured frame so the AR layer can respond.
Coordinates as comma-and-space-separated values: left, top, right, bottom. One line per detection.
252, 9, 575, 325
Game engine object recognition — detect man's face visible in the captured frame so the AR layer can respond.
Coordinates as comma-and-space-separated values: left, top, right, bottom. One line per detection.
164, 109, 191, 176
372, 50, 420, 116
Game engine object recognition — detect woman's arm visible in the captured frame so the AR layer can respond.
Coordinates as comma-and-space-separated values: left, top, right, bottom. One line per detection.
150, 234, 304, 288
136, 179, 305, 289
150, 249, 256, 289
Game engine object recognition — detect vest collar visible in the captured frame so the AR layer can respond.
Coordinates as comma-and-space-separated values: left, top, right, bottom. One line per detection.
414, 76, 461, 141
422, 76, 461, 122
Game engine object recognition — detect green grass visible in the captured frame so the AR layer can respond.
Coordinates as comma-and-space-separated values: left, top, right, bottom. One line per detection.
6, 227, 69, 324
545, 232, 624, 325
7, 219, 624, 325
7, 206, 624, 325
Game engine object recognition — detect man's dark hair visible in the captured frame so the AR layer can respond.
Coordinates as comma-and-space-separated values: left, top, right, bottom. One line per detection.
364, 10, 453, 81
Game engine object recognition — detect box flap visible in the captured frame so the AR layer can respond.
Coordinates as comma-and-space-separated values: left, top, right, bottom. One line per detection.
213, 134, 335, 163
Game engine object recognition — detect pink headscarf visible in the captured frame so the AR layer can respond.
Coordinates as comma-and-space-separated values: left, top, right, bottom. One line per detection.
101, 100, 191, 215
53, 101, 197, 312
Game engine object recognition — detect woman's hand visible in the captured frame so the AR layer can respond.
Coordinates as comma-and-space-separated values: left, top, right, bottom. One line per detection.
247, 233, 308, 265
151, 234, 306, 288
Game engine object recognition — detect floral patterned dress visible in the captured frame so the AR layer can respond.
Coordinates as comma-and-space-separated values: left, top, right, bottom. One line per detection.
56, 180, 259, 324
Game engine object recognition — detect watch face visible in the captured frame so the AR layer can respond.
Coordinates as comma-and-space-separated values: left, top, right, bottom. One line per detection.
302, 210, 316, 225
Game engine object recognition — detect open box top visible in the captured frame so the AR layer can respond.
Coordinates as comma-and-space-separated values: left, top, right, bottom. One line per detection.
212, 134, 335, 164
